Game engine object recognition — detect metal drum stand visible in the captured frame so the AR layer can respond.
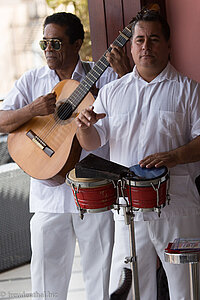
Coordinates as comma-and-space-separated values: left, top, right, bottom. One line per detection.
115, 180, 140, 300
123, 205, 140, 300
115, 169, 170, 300
164, 251, 200, 300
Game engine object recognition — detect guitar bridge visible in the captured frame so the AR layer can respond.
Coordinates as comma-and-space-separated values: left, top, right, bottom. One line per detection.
26, 130, 54, 157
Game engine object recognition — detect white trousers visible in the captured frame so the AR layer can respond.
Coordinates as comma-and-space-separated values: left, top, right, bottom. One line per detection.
110, 212, 200, 300
30, 211, 114, 300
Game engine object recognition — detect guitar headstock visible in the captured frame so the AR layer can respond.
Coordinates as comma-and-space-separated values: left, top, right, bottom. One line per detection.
109, 3, 161, 51
126, 3, 161, 30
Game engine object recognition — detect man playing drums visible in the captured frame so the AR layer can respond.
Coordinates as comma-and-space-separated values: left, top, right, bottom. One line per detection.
76, 9, 200, 300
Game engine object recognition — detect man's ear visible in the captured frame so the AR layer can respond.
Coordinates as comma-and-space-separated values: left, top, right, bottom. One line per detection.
74, 39, 83, 52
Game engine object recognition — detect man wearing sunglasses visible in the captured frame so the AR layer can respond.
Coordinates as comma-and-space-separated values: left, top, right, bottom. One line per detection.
0, 12, 131, 300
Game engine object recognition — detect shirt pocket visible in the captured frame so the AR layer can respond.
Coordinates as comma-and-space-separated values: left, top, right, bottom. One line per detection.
169, 173, 200, 205
109, 113, 130, 141
159, 110, 185, 137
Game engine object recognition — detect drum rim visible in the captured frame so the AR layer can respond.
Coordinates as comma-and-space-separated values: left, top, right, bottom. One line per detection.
78, 205, 114, 213
67, 178, 113, 188
131, 202, 166, 212
128, 165, 168, 181
66, 168, 112, 187
124, 172, 169, 187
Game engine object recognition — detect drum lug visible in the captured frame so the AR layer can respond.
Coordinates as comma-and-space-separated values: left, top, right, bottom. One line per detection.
114, 179, 129, 214
124, 256, 136, 264
71, 183, 85, 219
166, 193, 170, 205
78, 207, 86, 219
113, 180, 120, 212
155, 207, 161, 217
151, 181, 162, 216
166, 173, 171, 205
166, 171, 171, 205
121, 179, 130, 205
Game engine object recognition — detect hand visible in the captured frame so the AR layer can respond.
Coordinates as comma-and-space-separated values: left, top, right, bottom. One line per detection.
75, 105, 106, 129
139, 150, 179, 169
106, 44, 132, 77
30, 92, 56, 117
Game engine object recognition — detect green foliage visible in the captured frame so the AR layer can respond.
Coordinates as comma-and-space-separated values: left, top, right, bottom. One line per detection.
45, 0, 92, 60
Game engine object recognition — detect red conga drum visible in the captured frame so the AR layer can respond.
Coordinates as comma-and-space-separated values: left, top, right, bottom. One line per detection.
124, 165, 169, 215
67, 168, 117, 214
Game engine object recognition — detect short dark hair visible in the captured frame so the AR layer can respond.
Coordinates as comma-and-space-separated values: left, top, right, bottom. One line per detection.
132, 9, 170, 41
44, 12, 84, 44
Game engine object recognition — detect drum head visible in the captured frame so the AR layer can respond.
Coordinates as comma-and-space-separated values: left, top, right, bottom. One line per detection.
129, 164, 168, 181
67, 168, 111, 188
68, 168, 101, 183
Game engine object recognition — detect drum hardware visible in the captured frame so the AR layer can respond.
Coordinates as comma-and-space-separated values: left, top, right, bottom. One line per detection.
68, 157, 171, 299
71, 183, 86, 219
149, 179, 168, 217
123, 203, 140, 299
151, 180, 161, 213
114, 179, 129, 213
113, 178, 140, 299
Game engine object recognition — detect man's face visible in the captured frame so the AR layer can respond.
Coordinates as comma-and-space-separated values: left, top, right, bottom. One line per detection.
43, 23, 81, 71
131, 21, 170, 80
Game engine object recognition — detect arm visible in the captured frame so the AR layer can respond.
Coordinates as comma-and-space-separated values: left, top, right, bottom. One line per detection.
106, 44, 132, 78
0, 93, 56, 133
139, 136, 200, 168
76, 105, 105, 151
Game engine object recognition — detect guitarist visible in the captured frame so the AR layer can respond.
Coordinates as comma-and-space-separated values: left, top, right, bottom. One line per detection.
0, 12, 131, 300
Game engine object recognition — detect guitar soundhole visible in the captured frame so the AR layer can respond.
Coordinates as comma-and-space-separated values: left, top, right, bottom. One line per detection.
56, 102, 73, 120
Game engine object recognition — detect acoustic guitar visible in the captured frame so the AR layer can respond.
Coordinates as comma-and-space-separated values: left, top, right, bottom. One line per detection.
7, 22, 133, 181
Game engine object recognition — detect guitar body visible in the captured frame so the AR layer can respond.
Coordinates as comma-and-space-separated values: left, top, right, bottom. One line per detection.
7, 79, 94, 180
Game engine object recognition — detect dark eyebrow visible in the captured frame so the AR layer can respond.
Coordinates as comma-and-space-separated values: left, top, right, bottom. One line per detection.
135, 35, 144, 39
135, 34, 160, 39
43, 37, 63, 41
149, 34, 160, 38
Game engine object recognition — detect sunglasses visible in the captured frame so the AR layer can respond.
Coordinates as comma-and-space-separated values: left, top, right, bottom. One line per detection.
39, 39, 62, 51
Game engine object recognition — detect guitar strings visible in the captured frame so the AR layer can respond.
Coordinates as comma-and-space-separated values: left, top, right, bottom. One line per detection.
37, 59, 107, 141
37, 84, 88, 141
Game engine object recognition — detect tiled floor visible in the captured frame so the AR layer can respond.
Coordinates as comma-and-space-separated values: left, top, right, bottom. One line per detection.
0, 242, 86, 300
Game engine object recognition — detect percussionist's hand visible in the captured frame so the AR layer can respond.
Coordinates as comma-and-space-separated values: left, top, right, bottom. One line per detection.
30, 92, 57, 117
139, 150, 179, 169
76, 106, 106, 129
106, 44, 132, 77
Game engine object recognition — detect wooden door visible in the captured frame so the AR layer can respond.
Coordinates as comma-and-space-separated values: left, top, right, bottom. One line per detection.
87, 0, 166, 62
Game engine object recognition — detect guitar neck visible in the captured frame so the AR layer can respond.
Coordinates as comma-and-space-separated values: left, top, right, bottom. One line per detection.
68, 24, 132, 110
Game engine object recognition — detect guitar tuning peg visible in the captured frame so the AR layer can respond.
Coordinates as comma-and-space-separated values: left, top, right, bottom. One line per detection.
148, 3, 161, 12
127, 2, 161, 27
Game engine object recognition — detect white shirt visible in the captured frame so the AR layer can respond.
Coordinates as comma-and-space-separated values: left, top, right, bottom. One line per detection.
2, 60, 118, 213
94, 63, 200, 220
